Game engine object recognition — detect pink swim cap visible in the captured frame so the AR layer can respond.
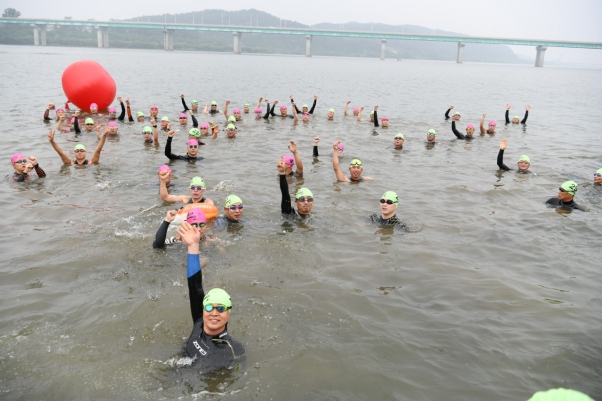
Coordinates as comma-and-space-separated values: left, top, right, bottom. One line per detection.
158, 164, 172, 174
382, 116, 389, 121
187, 139, 199, 147
179, 113, 187, 118
108, 121, 118, 127
150, 105, 158, 110
337, 143, 344, 151
466, 124, 475, 129
280, 106, 287, 111
55, 108, 64, 114
108, 107, 116, 113
283, 155, 295, 168
200, 123, 209, 129
353, 107, 359, 112
489, 120, 497, 126
233, 108, 241, 113
90, 103, 98, 109
186, 208, 207, 225
254, 108, 262, 113
11, 153, 25, 164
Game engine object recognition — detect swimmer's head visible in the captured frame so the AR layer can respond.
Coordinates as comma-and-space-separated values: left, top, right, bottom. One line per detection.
518, 155, 530, 163
108, 107, 116, 113
517, 155, 530, 172
203, 288, 232, 309
186, 208, 207, 226
191, 100, 199, 105
394, 133, 405, 147
295, 187, 313, 200
200, 123, 209, 131
452, 111, 461, 121
158, 164, 172, 175
11, 153, 26, 164
512, 115, 520, 123
528, 388, 594, 401
295, 188, 314, 214
381, 191, 399, 206
466, 124, 475, 136
161, 116, 170, 122
596, 168, 602, 178
302, 111, 310, 121
327, 108, 335, 120
189, 128, 201, 139
283, 155, 295, 169
226, 123, 237, 138
108, 121, 118, 133
89, 103, 98, 113
559, 180, 578, 197
228, 116, 237, 123
381, 116, 389, 127
160, 116, 169, 127
243, 103, 250, 111
150, 105, 159, 111
233, 108, 241, 114
73, 144, 86, 158
466, 124, 475, 129
179, 113, 188, 119
108, 121, 118, 127
349, 159, 363, 180
349, 159, 362, 168
189, 176, 205, 190
136, 111, 144, 121
187, 139, 199, 156
225, 195, 243, 208
427, 129, 436, 142
302, 104, 309, 111
488, 120, 497, 127
254, 107, 262, 116
224, 195, 244, 221
353, 107, 359, 115
210, 101, 218, 107
55, 108, 64, 116
179, 113, 188, 125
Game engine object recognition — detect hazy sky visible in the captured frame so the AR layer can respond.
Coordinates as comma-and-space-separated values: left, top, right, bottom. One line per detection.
3, 0, 601, 63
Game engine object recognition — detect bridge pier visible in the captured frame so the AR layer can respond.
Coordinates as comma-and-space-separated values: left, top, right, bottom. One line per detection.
381, 39, 386, 60
535, 45, 547, 67
95, 27, 109, 48
32, 24, 47, 46
233, 32, 242, 54
163, 29, 174, 51
305, 35, 312, 57
457, 42, 465, 63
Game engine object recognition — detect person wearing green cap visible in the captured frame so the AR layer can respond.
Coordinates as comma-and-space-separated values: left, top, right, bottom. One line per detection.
505, 104, 529, 125
291, 94, 317, 115
142, 124, 159, 146
425, 129, 438, 146
212, 195, 245, 231
203, 101, 222, 115
180, 93, 199, 114
188, 127, 204, 145
444, 105, 461, 121
393, 133, 405, 150
327, 108, 335, 120
528, 387, 594, 401
175, 221, 245, 368
160, 116, 171, 132
136, 111, 145, 122
370, 191, 406, 227
276, 160, 314, 217
224, 123, 237, 138
369, 110, 375, 123
594, 168, 602, 185
160, 175, 215, 206
47, 127, 109, 166
164, 130, 204, 162
497, 139, 531, 173
74, 115, 96, 134
243, 103, 250, 114
332, 141, 372, 182
546, 181, 584, 211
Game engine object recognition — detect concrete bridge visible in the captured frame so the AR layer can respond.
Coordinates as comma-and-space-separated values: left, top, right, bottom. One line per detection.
2, 17, 601, 67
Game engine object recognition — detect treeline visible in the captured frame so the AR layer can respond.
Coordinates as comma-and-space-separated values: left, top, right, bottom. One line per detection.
0, 9, 524, 63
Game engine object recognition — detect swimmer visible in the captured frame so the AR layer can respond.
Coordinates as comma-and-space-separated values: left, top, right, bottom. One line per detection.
89, 103, 98, 114
212, 195, 245, 230
291, 94, 317, 115
254, 107, 263, 120
370, 191, 406, 227
444, 105, 461, 121
152, 209, 208, 248
327, 108, 335, 120
160, 175, 215, 206
188, 128, 206, 145
160, 116, 171, 131
136, 111, 145, 122
545, 181, 585, 211
393, 133, 405, 149
497, 139, 530, 173
280, 141, 304, 177
381, 116, 389, 128
505, 104, 530, 125
203, 101, 222, 115
74, 116, 96, 134
47, 128, 109, 166
180, 94, 199, 113
121, 97, 134, 122
277, 102, 294, 118
277, 159, 314, 217
480, 113, 496, 135
224, 100, 244, 122
44, 103, 61, 121
199, 123, 210, 136
10, 154, 46, 182
108, 106, 117, 120
243, 103, 250, 114
451, 121, 475, 140
425, 129, 438, 145
176, 220, 245, 368
369, 110, 375, 123
106, 121, 119, 135
227, 116, 237, 127
150, 105, 159, 119
178, 113, 189, 126
142, 122, 159, 145
225, 124, 237, 138
594, 168, 602, 185
313, 136, 320, 157
165, 130, 203, 162
157, 165, 172, 187
56, 113, 74, 133
332, 142, 372, 182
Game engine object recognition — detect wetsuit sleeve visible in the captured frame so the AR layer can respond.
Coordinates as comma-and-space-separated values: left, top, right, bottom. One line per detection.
165, 137, 177, 160
34, 164, 46, 178
505, 110, 510, 124
152, 221, 170, 249
181, 97, 189, 111
191, 114, 198, 128
44, 109, 51, 121
187, 254, 205, 323
313, 145, 318, 157
309, 99, 316, 114
263, 103, 270, 119
270, 104, 276, 117
118, 102, 125, 121
15, 172, 27, 182
280, 174, 293, 215
521, 110, 528, 124
74, 117, 81, 134
451, 121, 465, 139
127, 106, 133, 122
445, 108, 451, 119
291, 98, 301, 114
497, 149, 510, 171
374, 110, 379, 127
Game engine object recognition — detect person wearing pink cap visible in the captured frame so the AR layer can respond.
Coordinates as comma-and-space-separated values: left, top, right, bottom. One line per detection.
44, 103, 61, 121
108, 107, 117, 119
159, 175, 215, 206
480, 113, 496, 135
152, 208, 208, 248
276, 101, 293, 119
372, 106, 387, 128
332, 140, 372, 182
10, 153, 46, 182
107, 121, 119, 135
253, 108, 263, 120
165, 130, 203, 162
47, 128, 109, 166
150, 105, 159, 119
157, 165, 172, 187
89, 103, 98, 114
451, 121, 475, 140
344, 101, 360, 117
280, 141, 304, 177
56, 111, 75, 134
199, 123, 210, 136
381, 116, 389, 128
178, 112, 189, 126
224, 100, 244, 122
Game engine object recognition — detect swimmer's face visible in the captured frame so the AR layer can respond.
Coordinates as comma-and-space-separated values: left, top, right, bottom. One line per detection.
394, 137, 404, 148
427, 134, 436, 143
353, 110, 359, 116
382, 120, 389, 127
203, 303, 229, 335
179, 116, 188, 126
74, 149, 87, 162
210, 105, 217, 111
109, 112, 116, 119
160, 121, 168, 129
84, 124, 95, 133
12, 159, 27, 173
517, 161, 530, 172
466, 127, 475, 137
488, 124, 496, 133
108, 126, 118, 135
349, 165, 363, 180
558, 188, 574, 202
189, 185, 205, 199
594, 173, 602, 184
452, 114, 460, 121
512, 118, 520, 124
144, 132, 153, 142
255, 113, 262, 120
243, 106, 250, 113
200, 127, 209, 135
187, 144, 199, 158
150, 108, 158, 117
56, 110, 64, 118
137, 116, 145, 122
280, 109, 287, 116
191, 103, 199, 111
226, 129, 236, 139
224, 203, 244, 221
380, 198, 397, 218
234, 112, 241, 120
302, 113, 310, 122
327, 112, 334, 120
370, 114, 374, 122
295, 196, 313, 215
90, 106, 98, 114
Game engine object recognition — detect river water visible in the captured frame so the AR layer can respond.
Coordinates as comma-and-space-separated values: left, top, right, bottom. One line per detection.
1, 45, 601, 400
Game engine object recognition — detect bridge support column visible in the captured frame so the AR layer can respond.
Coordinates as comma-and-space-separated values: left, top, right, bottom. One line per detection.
535, 45, 547, 67
305, 35, 312, 57
32, 24, 47, 46
95, 27, 109, 48
32, 25, 40, 46
457, 42, 465, 63
381, 39, 386, 60
233, 32, 242, 54
163, 29, 174, 51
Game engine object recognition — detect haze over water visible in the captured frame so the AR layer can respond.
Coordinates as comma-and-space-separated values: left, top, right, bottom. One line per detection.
1, 45, 601, 400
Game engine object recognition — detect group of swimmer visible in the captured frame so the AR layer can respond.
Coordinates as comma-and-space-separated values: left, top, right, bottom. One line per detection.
7, 92, 601, 371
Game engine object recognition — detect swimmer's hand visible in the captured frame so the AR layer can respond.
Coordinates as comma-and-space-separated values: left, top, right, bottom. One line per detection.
167, 130, 175, 138
125, 97, 130, 106
273, 100, 279, 106
176, 221, 201, 249
102, 127, 110, 138
449, 105, 454, 109
164, 210, 177, 223
28, 155, 38, 166
347, 100, 351, 104
277, 158, 286, 175
180, 93, 185, 98
47, 129, 55, 142
225, 100, 230, 105
333, 140, 341, 151
117, 96, 122, 103
47, 103, 55, 110
374, 105, 378, 110
73, 110, 80, 117
159, 170, 170, 181
314, 136, 320, 145
500, 139, 508, 150
59, 115, 65, 121
482, 113, 487, 118
150, 117, 156, 125
506, 103, 511, 110
314, 95, 318, 100
166, 122, 171, 130
526, 105, 530, 111
24, 162, 34, 173
288, 140, 297, 154
265, 99, 269, 103
289, 94, 294, 99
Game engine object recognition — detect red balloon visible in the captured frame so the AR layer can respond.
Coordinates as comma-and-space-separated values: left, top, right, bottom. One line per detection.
61, 60, 116, 111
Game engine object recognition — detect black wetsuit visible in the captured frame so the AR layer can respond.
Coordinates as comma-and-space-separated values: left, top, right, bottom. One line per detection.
184, 254, 245, 368
313, 145, 319, 157
373, 110, 379, 127
280, 175, 307, 218
181, 97, 199, 114
451, 121, 474, 140
497, 149, 530, 173
268, 104, 294, 118
263, 103, 273, 119
13, 164, 46, 182
212, 215, 243, 231
153, 220, 179, 248
292, 98, 317, 115
505, 110, 528, 125
165, 137, 203, 162
444, 108, 452, 120
370, 213, 406, 227
74, 159, 89, 166
545, 198, 584, 211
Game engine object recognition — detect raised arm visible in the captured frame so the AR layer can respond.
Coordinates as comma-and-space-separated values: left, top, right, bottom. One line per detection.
164, 132, 177, 160
47, 129, 73, 165
55, 115, 65, 131
270, 100, 277, 116
373, 106, 379, 127
521, 105, 530, 124
357, 106, 364, 122
309, 95, 317, 114
278, 159, 293, 215
480, 113, 486, 135
159, 171, 188, 202
256, 96, 263, 109
44, 103, 54, 121
344, 100, 350, 116
117, 96, 126, 120
332, 141, 349, 182
126, 98, 134, 121
289, 140, 303, 176
313, 136, 320, 157
90, 128, 109, 164
224, 100, 231, 119
175, 221, 204, 323
497, 139, 510, 171
28, 156, 46, 178
152, 210, 177, 249
202, 103, 208, 114
290, 95, 301, 114
263, 99, 271, 119
180, 94, 190, 111
151, 117, 159, 145
451, 121, 465, 139
505, 104, 511, 124
445, 105, 453, 119
190, 110, 198, 128
292, 102, 299, 121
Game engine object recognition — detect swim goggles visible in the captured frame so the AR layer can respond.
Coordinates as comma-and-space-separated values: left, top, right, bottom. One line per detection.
297, 196, 313, 203
204, 304, 231, 313
228, 205, 244, 210
380, 199, 395, 205
191, 222, 206, 228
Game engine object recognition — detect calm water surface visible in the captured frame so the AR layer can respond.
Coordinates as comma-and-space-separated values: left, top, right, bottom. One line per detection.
1, 45, 601, 400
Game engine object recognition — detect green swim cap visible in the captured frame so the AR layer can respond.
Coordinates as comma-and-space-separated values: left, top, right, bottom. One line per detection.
211, 101, 218, 106
295, 187, 313, 200
370, 111, 375, 115
191, 100, 199, 105
427, 129, 437, 136
381, 191, 399, 206
328, 108, 335, 113
518, 155, 530, 163
224, 195, 242, 207
85, 118, 94, 124
161, 116, 169, 122
142, 126, 153, 134
395, 133, 404, 139
302, 104, 309, 109
513, 115, 520, 119
454, 111, 461, 116
136, 111, 144, 118
528, 388, 594, 401
189, 128, 201, 138
203, 288, 232, 308
596, 168, 602, 175
189, 176, 205, 189
226, 123, 236, 130
560, 180, 578, 195
244, 103, 250, 107
74, 144, 86, 151
350, 158, 362, 167
228, 116, 236, 122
